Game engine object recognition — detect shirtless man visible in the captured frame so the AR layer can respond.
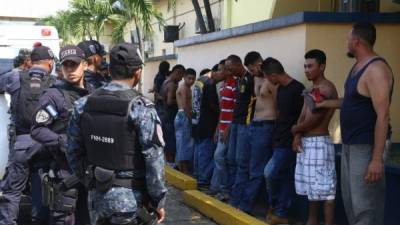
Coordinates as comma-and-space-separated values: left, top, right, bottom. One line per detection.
234, 51, 277, 214
175, 68, 196, 174
317, 22, 393, 225
291, 49, 338, 225
160, 64, 185, 165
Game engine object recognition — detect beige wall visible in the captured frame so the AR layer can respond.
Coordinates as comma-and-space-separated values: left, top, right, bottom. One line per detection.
380, 0, 400, 12
223, 0, 335, 28
223, 0, 274, 28
177, 25, 307, 82
141, 59, 177, 100
306, 23, 400, 143
272, 0, 334, 18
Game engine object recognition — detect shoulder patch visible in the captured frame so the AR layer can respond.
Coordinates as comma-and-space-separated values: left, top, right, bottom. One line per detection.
133, 96, 154, 107
35, 109, 51, 124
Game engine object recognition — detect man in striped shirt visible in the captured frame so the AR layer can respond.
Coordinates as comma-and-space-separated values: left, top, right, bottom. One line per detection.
210, 59, 236, 200
225, 54, 256, 209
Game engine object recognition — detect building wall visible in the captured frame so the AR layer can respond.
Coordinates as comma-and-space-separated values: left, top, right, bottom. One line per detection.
305, 23, 400, 143
380, 0, 400, 12
223, 0, 274, 28
176, 24, 307, 81
222, 0, 400, 29
222, 0, 335, 28
148, 0, 223, 58
272, 0, 334, 18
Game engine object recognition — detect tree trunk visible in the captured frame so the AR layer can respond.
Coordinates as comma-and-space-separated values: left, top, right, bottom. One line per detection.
192, 0, 207, 34
134, 18, 143, 94
203, 0, 215, 32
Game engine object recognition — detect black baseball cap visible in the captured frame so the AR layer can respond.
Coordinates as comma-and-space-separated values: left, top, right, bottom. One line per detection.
59, 45, 86, 64
30, 46, 54, 62
110, 42, 144, 68
77, 40, 107, 58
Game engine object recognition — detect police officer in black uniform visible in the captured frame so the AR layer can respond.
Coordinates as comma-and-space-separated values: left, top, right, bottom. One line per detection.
77, 40, 108, 90
66, 43, 167, 225
31, 45, 91, 225
0, 46, 55, 225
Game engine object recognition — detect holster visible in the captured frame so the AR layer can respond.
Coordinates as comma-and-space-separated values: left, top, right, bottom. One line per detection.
93, 166, 115, 193
41, 173, 54, 208
59, 175, 81, 192
86, 166, 146, 193
7, 124, 16, 149
52, 188, 78, 214
41, 172, 78, 214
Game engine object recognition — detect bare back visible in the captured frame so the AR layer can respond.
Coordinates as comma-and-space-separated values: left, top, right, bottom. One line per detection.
253, 76, 277, 121
176, 83, 192, 117
303, 79, 338, 136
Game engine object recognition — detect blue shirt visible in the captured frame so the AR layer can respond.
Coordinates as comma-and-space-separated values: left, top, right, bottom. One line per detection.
341, 57, 388, 145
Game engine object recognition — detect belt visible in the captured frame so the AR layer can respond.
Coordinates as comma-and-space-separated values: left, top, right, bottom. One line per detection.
251, 120, 275, 126
112, 178, 146, 190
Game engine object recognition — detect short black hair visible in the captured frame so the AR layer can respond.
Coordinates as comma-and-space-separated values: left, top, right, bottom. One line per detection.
211, 64, 219, 72
200, 68, 211, 76
244, 51, 262, 66
109, 64, 141, 80
352, 22, 376, 47
219, 59, 226, 66
226, 55, 242, 64
159, 61, 170, 74
171, 64, 185, 73
185, 68, 196, 77
305, 49, 326, 65
261, 57, 285, 75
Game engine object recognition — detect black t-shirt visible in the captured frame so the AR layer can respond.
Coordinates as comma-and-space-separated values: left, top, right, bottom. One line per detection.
274, 79, 305, 148
193, 77, 220, 140
232, 71, 255, 124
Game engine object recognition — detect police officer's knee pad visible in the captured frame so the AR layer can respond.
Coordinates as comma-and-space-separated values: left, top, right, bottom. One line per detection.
53, 188, 78, 214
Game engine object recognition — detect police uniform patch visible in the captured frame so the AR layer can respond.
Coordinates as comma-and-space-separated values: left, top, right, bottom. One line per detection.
48, 50, 54, 58
35, 109, 51, 124
89, 45, 96, 54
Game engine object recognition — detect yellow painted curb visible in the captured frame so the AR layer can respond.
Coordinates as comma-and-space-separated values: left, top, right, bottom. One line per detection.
164, 166, 197, 190
183, 190, 269, 225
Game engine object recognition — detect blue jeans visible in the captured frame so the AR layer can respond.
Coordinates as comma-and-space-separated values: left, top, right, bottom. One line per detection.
238, 121, 274, 213
174, 111, 194, 162
228, 123, 250, 207
210, 130, 229, 194
263, 147, 296, 218
194, 138, 215, 186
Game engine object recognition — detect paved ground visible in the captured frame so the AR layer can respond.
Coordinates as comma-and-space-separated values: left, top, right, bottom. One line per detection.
163, 185, 217, 225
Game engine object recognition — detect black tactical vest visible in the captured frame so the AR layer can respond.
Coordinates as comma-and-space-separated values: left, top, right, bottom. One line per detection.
16, 70, 53, 133
80, 88, 145, 171
50, 84, 88, 134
